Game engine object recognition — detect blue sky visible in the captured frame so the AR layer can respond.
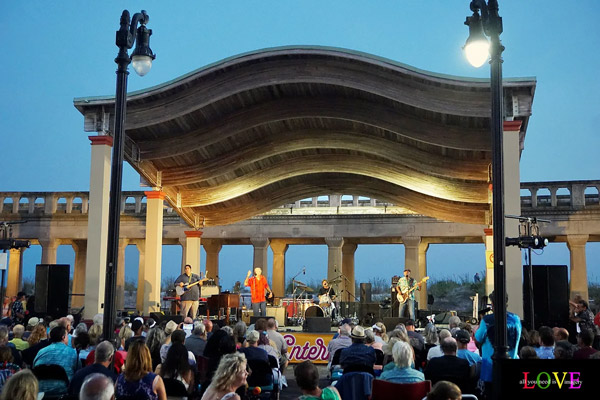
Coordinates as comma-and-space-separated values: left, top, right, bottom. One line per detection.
1, 1, 599, 291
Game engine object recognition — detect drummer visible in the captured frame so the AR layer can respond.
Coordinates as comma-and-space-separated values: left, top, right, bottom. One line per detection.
318, 280, 336, 315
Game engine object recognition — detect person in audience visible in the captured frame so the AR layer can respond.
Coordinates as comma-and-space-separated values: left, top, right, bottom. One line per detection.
365, 328, 383, 351
115, 341, 167, 400
182, 317, 194, 338
203, 319, 214, 339
571, 299, 598, 335
69, 340, 117, 396
340, 326, 376, 373
257, 330, 280, 366
0, 327, 20, 367
458, 322, 478, 353
553, 326, 569, 342
519, 346, 539, 359
233, 321, 247, 349
9, 324, 28, 351
448, 316, 461, 334
424, 337, 473, 394
161, 329, 196, 366
125, 318, 147, 351
535, 326, 555, 359
57, 317, 73, 346
185, 321, 207, 357
74, 332, 92, 364
427, 329, 451, 360
202, 329, 238, 391
372, 322, 388, 344
573, 328, 598, 359
454, 329, 481, 366
327, 324, 351, 364
22, 324, 48, 367
33, 325, 79, 396
118, 324, 134, 351
0, 345, 21, 392
146, 325, 167, 371
73, 322, 88, 338
10, 293, 26, 325
79, 372, 115, 400
378, 340, 424, 383
0, 369, 38, 400
295, 360, 342, 400
554, 340, 574, 359
527, 330, 540, 349
201, 352, 248, 400
156, 342, 195, 395
426, 380, 462, 400
267, 318, 288, 370
239, 330, 269, 363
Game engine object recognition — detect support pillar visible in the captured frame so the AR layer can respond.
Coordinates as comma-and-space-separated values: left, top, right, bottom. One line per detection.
135, 241, 146, 313
403, 237, 423, 307
342, 243, 357, 302
143, 191, 165, 314
71, 240, 87, 309
417, 242, 429, 307
484, 228, 494, 296
567, 234, 589, 301
251, 238, 270, 279
270, 240, 288, 298
40, 239, 59, 265
203, 240, 222, 286
184, 231, 203, 276
117, 239, 128, 311
84, 135, 113, 319
325, 238, 344, 297
7, 248, 23, 297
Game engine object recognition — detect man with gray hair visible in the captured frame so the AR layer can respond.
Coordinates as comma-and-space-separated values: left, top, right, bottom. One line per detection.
327, 323, 352, 363
185, 320, 207, 357
68, 341, 117, 396
424, 337, 473, 394
79, 373, 115, 400
427, 328, 451, 360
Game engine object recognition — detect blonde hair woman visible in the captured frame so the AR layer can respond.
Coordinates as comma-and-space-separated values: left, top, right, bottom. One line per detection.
0, 369, 38, 400
116, 341, 166, 400
201, 353, 249, 400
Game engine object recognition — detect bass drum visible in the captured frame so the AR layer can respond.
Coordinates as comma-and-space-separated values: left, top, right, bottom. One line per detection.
304, 305, 325, 318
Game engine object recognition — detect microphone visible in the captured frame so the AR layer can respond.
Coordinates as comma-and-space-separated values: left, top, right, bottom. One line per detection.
303, 268, 306, 275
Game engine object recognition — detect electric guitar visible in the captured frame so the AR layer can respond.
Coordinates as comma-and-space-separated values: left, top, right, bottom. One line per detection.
176, 277, 209, 296
396, 276, 429, 303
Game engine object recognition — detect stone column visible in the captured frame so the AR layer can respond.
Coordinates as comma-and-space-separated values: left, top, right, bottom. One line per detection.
6, 248, 23, 297
483, 228, 494, 296
143, 191, 165, 314
117, 239, 128, 311
84, 135, 113, 319
135, 241, 146, 313
270, 240, 288, 298
71, 240, 87, 309
403, 237, 423, 308
567, 234, 589, 301
203, 240, 222, 286
417, 242, 429, 307
342, 243, 357, 302
504, 121, 524, 317
40, 239, 59, 265
251, 238, 270, 279
184, 231, 203, 276
325, 238, 344, 297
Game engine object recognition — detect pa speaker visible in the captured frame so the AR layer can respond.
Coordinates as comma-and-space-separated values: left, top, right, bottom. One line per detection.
150, 312, 165, 324
164, 315, 183, 324
305, 317, 330, 333
34, 264, 70, 318
383, 317, 410, 333
523, 265, 569, 330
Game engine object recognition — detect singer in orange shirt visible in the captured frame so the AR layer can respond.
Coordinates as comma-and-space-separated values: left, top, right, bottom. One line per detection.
244, 267, 272, 317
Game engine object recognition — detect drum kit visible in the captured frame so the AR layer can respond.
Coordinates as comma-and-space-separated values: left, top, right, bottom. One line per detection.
287, 276, 343, 326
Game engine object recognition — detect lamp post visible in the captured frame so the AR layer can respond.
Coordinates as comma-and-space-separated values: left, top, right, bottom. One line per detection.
464, 0, 507, 397
104, 10, 155, 342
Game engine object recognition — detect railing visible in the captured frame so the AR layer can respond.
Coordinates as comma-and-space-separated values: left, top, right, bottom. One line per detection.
520, 180, 600, 209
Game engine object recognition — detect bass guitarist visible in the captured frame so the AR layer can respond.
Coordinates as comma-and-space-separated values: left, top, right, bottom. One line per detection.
395, 269, 423, 320
175, 264, 204, 318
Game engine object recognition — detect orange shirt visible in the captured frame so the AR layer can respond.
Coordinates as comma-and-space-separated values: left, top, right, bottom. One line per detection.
246, 275, 269, 303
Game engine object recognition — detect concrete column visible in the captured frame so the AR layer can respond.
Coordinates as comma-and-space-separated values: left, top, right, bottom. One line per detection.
203, 240, 222, 286
504, 121, 524, 317
135, 241, 146, 313
403, 237, 423, 308
6, 248, 23, 297
143, 190, 165, 314
270, 240, 288, 298
117, 239, 128, 311
342, 243, 357, 302
71, 240, 87, 309
567, 234, 589, 301
184, 231, 203, 276
325, 238, 344, 297
483, 228, 494, 296
84, 135, 113, 319
39, 239, 59, 265
417, 242, 429, 307
251, 238, 270, 279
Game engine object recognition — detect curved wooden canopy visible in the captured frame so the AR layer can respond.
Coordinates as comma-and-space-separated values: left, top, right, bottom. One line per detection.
74, 46, 535, 227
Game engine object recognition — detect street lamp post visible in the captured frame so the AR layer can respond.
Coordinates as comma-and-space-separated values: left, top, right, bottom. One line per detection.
464, 0, 508, 397
104, 10, 155, 342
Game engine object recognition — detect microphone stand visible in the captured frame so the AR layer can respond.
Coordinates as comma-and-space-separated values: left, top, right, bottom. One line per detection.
290, 267, 305, 325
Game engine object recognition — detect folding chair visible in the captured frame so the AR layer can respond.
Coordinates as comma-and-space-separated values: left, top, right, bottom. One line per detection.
372, 379, 432, 400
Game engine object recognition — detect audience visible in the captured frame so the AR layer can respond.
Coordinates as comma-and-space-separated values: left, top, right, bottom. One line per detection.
378, 340, 424, 383
9, 324, 28, 351
156, 342, 195, 395
185, 320, 208, 357
161, 329, 196, 366
519, 346, 539, 359
0, 345, 21, 392
535, 326, 555, 359
573, 328, 598, 359
125, 318, 147, 351
424, 337, 473, 394
553, 326, 569, 342
0, 326, 21, 366
146, 325, 167, 370
327, 324, 351, 365
427, 329, 451, 360
201, 352, 248, 400
115, 341, 167, 400
554, 340, 574, 359
339, 326, 376, 373
33, 325, 79, 396
233, 321, 247, 349
426, 380, 462, 400
454, 329, 481, 366
80, 372, 115, 400
239, 330, 269, 363
295, 360, 341, 400
0, 369, 38, 400
267, 317, 289, 370
69, 340, 117, 396
372, 322, 388, 344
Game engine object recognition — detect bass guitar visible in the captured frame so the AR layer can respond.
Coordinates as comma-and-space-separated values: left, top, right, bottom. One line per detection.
176, 277, 209, 296
396, 276, 429, 303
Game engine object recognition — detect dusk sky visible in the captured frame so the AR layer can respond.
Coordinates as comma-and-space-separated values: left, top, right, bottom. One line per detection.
1, 1, 598, 292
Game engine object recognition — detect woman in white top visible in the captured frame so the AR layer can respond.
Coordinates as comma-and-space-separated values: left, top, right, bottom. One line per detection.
201, 353, 249, 400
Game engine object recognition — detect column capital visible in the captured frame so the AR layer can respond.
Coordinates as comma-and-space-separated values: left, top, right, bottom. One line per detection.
203, 239, 222, 253
250, 237, 270, 248
144, 190, 166, 200
503, 120, 522, 132
184, 230, 203, 238
402, 236, 421, 248
325, 237, 344, 248
270, 239, 288, 254
342, 242, 358, 254
118, 238, 129, 249
567, 234, 589, 248
88, 135, 114, 146
484, 228, 493, 236
418, 242, 430, 253
39, 238, 59, 248
8, 248, 21, 256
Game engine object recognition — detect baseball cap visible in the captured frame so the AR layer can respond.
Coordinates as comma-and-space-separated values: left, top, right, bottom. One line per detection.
454, 329, 471, 344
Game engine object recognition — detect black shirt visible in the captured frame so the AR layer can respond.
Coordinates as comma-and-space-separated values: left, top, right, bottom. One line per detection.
68, 363, 117, 395
318, 287, 336, 297
174, 273, 202, 301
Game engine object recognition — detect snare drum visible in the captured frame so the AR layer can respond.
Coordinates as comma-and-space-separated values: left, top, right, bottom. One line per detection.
304, 305, 325, 318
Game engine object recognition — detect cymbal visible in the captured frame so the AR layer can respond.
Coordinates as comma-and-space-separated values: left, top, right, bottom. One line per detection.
293, 280, 306, 286
303, 287, 314, 292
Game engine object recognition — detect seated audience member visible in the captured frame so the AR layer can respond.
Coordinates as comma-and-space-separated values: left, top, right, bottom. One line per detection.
233, 321, 247, 349
22, 324, 48, 367
156, 342, 194, 396
327, 324, 351, 365
33, 325, 79, 396
426, 380, 462, 400
424, 337, 472, 394
182, 317, 194, 338
0, 345, 21, 392
535, 326, 555, 359
378, 340, 424, 383
203, 319, 214, 339
118, 324, 134, 351
203, 330, 237, 388
527, 330, 540, 348
74, 332, 92, 365
553, 327, 569, 342
115, 341, 167, 400
405, 319, 425, 351
257, 330, 280, 366
340, 326, 376, 373
239, 330, 269, 363
295, 360, 342, 400
201, 353, 248, 400
125, 318, 147, 351
267, 318, 289, 370
554, 340, 574, 359
79, 372, 114, 400
9, 324, 28, 351
454, 329, 482, 366
458, 322, 478, 353
423, 323, 439, 353
448, 316, 461, 333
161, 329, 196, 366
69, 340, 117, 396
146, 325, 167, 371
0, 326, 21, 367
185, 321, 207, 357
427, 329, 452, 360
0, 369, 39, 400
365, 328, 383, 351
573, 329, 598, 359
519, 346, 539, 359
372, 322, 388, 344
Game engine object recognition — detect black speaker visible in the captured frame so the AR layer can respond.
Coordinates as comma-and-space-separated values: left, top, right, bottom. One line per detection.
164, 315, 183, 324
35, 264, 70, 318
523, 264, 569, 330
150, 312, 165, 324
383, 317, 410, 333
339, 302, 360, 318
359, 303, 380, 325
305, 317, 330, 332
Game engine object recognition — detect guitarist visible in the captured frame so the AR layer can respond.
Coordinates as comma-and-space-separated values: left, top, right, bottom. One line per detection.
244, 267, 272, 317
396, 269, 422, 320
174, 264, 203, 318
